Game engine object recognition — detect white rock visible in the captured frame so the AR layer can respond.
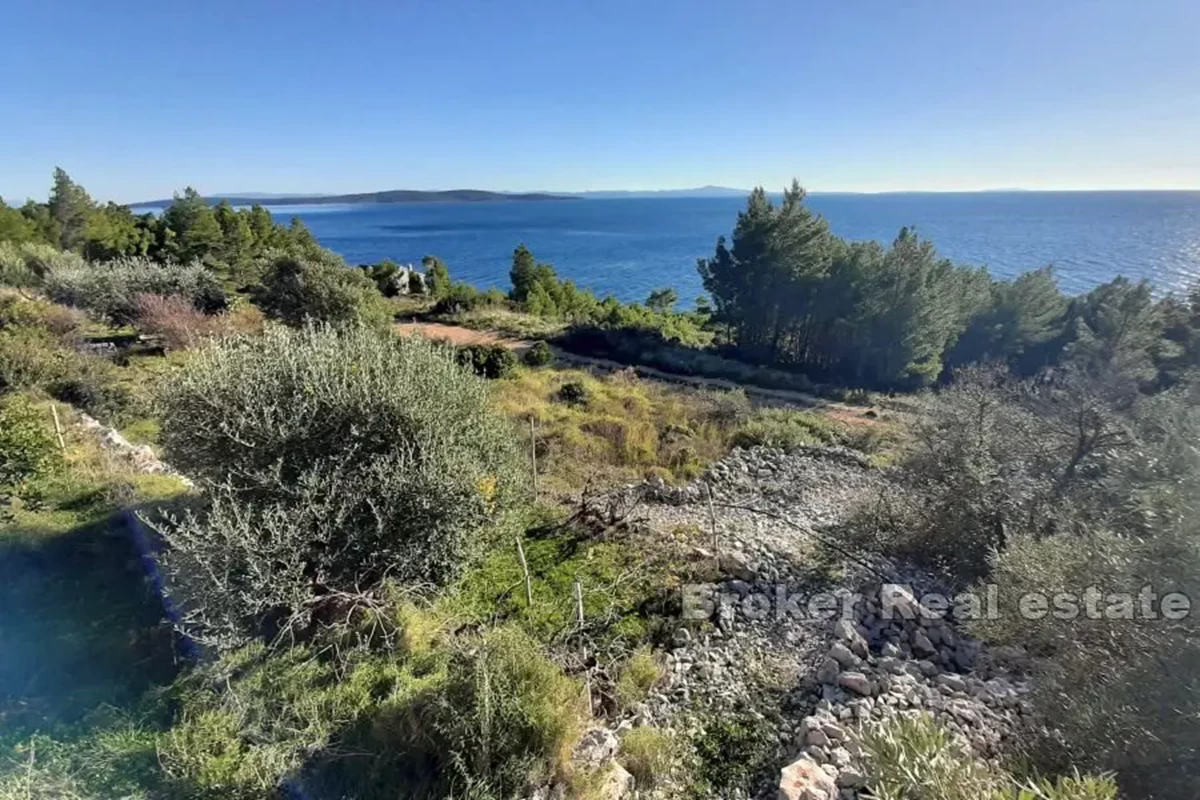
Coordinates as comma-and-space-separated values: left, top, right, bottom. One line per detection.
778, 756, 838, 800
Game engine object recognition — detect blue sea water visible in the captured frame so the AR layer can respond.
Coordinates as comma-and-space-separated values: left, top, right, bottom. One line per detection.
262, 192, 1200, 305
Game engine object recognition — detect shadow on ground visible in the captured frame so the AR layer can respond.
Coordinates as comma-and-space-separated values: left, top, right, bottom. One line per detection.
0, 509, 179, 736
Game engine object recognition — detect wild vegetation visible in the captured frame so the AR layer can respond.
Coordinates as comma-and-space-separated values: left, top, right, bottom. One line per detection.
1, 170, 1196, 798
700, 181, 1200, 390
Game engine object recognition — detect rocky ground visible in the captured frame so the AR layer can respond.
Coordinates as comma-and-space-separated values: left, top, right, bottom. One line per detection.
596, 445, 1036, 799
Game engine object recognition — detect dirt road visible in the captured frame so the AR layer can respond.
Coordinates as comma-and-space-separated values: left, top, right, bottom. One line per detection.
396, 320, 891, 421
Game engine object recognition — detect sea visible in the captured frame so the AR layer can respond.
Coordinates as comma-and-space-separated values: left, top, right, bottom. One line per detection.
253, 192, 1200, 305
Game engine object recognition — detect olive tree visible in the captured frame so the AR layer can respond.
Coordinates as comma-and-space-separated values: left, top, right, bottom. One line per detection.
149, 324, 523, 647
251, 250, 392, 328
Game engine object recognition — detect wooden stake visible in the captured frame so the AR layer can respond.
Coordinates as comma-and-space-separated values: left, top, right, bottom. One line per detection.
50, 404, 66, 454
706, 481, 718, 551
516, 537, 533, 607
573, 579, 584, 629
529, 415, 539, 502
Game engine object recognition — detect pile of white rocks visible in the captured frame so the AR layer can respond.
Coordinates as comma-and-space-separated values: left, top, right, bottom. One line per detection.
75, 412, 193, 486
778, 583, 1034, 800
642, 445, 886, 579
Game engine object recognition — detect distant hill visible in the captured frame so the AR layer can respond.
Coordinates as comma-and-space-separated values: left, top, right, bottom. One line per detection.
568, 186, 749, 199
132, 189, 579, 208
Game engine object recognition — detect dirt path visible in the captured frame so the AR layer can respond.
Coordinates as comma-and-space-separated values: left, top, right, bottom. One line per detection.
395, 321, 526, 348
396, 320, 891, 421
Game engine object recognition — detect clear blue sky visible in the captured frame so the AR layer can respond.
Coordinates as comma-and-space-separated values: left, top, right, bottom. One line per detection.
3, 0, 1198, 203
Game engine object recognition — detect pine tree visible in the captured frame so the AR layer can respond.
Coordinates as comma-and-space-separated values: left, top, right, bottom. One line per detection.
47, 167, 95, 251
161, 187, 223, 263
214, 201, 255, 270
246, 205, 279, 253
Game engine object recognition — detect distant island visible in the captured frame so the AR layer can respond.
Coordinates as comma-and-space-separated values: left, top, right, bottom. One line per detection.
132, 189, 579, 208
131, 186, 755, 208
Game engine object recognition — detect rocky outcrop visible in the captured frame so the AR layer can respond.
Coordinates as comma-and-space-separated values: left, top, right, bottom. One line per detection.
626, 446, 1036, 798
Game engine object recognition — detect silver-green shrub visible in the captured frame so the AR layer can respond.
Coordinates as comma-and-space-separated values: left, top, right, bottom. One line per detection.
857, 714, 1119, 800
250, 250, 392, 328
0, 241, 85, 287
150, 324, 523, 647
43, 256, 225, 323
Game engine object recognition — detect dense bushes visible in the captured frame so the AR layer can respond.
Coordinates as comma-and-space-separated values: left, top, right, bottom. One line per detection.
0, 302, 143, 426
251, 251, 392, 328
523, 340, 553, 367
133, 294, 264, 349
43, 256, 226, 323
0, 326, 72, 391
0, 240, 85, 287
151, 325, 523, 646
850, 366, 1200, 798
0, 291, 84, 337
456, 342, 517, 379
430, 626, 586, 795
846, 365, 1151, 580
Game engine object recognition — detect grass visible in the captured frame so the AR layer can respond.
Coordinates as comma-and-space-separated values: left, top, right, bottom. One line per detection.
439, 508, 687, 648
619, 726, 677, 788
444, 306, 569, 340
492, 365, 900, 494
494, 367, 740, 492
614, 646, 664, 708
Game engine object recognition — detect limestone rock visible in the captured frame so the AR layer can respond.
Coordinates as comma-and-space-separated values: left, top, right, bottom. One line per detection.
837, 672, 872, 696
778, 756, 838, 800
599, 762, 634, 799
573, 727, 619, 768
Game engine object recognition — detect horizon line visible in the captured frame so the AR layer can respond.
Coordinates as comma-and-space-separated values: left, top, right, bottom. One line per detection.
126, 185, 1200, 204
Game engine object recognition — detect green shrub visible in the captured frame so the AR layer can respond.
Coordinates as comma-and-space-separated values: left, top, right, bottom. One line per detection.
614, 646, 663, 708
0, 395, 60, 518
730, 407, 844, 451
151, 325, 524, 646
457, 343, 517, 379
251, 251, 391, 328
971, 526, 1200, 799
43, 256, 225, 324
619, 726, 676, 788
0, 292, 85, 337
1013, 772, 1119, 800
690, 714, 775, 795
432, 281, 490, 315
856, 714, 1118, 800
0, 241, 85, 288
0, 318, 144, 425
555, 380, 590, 407
158, 643, 427, 799
47, 356, 144, 428
0, 720, 163, 800
432, 626, 586, 796
523, 340, 553, 367
857, 713, 1001, 800
0, 326, 70, 391
698, 388, 752, 426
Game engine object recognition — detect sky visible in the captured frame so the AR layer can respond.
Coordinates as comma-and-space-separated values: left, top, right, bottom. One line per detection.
2, 0, 1199, 203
